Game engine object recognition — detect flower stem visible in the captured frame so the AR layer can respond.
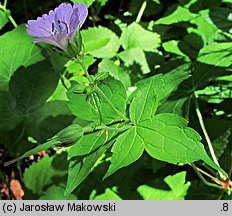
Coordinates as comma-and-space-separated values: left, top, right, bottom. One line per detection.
136, 0, 147, 23
79, 59, 130, 122
193, 93, 225, 180
78, 58, 94, 84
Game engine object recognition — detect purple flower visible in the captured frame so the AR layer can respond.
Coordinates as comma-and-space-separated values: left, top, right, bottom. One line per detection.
26, 3, 88, 52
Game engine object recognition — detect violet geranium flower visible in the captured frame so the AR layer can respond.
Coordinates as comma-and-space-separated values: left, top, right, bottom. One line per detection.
26, 3, 88, 55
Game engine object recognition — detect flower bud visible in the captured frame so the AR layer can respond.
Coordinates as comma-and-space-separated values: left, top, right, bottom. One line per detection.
54, 124, 84, 145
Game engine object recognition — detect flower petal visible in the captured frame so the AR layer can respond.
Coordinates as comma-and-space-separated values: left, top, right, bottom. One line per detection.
32, 34, 67, 51
71, 3, 88, 30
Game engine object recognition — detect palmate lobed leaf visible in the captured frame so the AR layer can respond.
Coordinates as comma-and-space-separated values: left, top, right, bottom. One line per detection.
105, 113, 227, 179
103, 83, 227, 179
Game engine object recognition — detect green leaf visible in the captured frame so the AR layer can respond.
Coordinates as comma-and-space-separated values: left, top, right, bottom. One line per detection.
204, 118, 231, 158
97, 0, 109, 6
98, 59, 131, 87
67, 76, 127, 124
120, 22, 160, 52
138, 113, 227, 176
68, 123, 121, 159
93, 188, 122, 200
104, 127, 145, 178
0, 91, 22, 131
65, 140, 113, 195
67, 83, 99, 122
23, 155, 55, 194
130, 81, 158, 124
98, 77, 127, 123
23, 154, 68, 195
178, 33, 204, 59
66, 56, 95, 77
189, 10, 218, 45
209, 7, 232, 33
163, 40, 188, 58
155, 6, 197, 25
137, 172, 190, 200
9, 60, 59, 113
119, 48, 150, 74
71, 0, 95, 7
27, 100, 73, 142
39, 185, 77, 200
137, 63, 190, 101
0, 9, 9, 30
82, 26, 120, 58
0, 25, 44, 90
197, 42, 232, 67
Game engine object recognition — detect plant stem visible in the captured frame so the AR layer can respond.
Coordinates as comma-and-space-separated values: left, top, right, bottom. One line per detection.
136, 0, 147, 23
3, 0, 7, 8
83, 124, 132, 133
190, 163, 224, 189
78, 59, 94, 84
193, 93, 225, 180
79, 59, 130, 122
8, 15, 17, 28
0, 3, 18, 28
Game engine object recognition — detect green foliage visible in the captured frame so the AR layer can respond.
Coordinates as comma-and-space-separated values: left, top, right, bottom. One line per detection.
23, 154, 68, 195
0, 10, 9, 30
0, 25, 44, 90
93, 188, 122, 200
39, 185, 77, 200
137, 172, 190, 200
120, 22, 160, 52
1, 0, 231, 201
82, 26, 120, 58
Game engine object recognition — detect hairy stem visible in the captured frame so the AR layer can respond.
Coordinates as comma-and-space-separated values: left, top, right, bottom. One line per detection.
79, 59, 130, 122
136, 0, 147, 23
193, 93, 225, 180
